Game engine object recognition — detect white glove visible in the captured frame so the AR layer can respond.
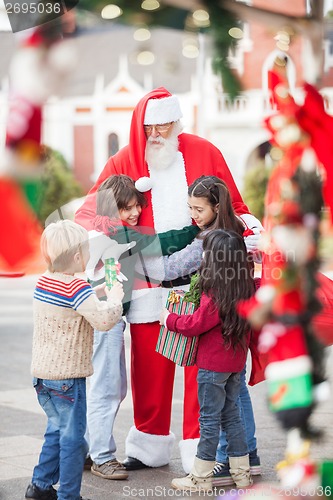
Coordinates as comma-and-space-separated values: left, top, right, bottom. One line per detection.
244, 227, 262, 253
239, 213, 264, 232
86, 230, 136, 281
239, 214, 264, 255
101, 240, 136, 261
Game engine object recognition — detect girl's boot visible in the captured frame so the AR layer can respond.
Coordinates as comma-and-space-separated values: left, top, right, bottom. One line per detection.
171, 457, 214, 491
229, 455, 253, 488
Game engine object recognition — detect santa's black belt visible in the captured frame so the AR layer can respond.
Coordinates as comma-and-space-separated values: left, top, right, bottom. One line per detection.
161, 275, 192, 288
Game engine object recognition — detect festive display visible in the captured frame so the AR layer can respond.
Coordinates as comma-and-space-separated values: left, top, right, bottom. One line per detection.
63, 0, 242, 98
0, 177, 42, 273
237, 59, 333, 489
0, 17, 76, 272
1, 1, 332, 494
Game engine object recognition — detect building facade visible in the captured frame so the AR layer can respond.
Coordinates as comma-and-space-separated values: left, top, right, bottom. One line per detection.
1, 0, 333, 192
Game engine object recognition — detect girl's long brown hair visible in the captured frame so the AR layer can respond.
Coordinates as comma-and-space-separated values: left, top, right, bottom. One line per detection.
188, 175, 244, 235
199, 229, 255, 352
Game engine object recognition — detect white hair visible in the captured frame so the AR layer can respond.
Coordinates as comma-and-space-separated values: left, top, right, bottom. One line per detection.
145, 120, 183, 171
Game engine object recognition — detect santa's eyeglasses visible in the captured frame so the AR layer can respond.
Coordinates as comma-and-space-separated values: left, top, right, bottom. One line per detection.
143, 123, 173, 134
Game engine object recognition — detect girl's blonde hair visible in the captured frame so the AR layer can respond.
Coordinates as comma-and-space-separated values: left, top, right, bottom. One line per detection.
41, 219, 88, 272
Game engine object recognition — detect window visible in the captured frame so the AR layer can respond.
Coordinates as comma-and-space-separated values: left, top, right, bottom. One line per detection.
108, 133, 119, 157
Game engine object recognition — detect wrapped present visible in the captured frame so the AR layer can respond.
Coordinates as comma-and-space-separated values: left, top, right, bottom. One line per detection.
156, 290, 198, 367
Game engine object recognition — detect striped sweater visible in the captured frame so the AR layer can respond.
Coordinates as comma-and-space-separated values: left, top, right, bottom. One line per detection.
31, 271, 123, 380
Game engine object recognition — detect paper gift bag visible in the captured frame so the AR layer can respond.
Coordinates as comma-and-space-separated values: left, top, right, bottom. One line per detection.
156, 290, 198, 367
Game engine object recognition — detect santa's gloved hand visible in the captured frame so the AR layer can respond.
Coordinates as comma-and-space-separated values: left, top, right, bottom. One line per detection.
239, 213, 264, 254
243, 227, 262, 253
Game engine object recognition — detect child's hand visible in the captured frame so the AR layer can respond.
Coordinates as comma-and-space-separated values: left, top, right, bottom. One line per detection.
93, 282, 107, 299
105, 282, 124, 302
159, 308, 170, 326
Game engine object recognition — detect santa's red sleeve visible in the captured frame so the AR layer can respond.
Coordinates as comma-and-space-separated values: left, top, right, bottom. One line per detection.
179, 133, 250, 216
75, 154, 122, 230
214, 153, 249, 216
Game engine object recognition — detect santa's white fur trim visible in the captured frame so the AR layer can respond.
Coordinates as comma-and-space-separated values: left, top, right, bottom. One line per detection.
135, 176, 153, 192
125, 425, 175, 467
144, 95, 183, 125
141, 256, 166, 282
239, 213, 264, 231
148, 152, 191, 233
126, 287, 162, 323
179, 438, 199, 474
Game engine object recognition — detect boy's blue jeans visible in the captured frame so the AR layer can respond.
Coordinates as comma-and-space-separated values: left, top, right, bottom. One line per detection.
32, 377, 88, 500
196, 369, 248, 461
216, 366, 257, 463
86, 319, 127, 464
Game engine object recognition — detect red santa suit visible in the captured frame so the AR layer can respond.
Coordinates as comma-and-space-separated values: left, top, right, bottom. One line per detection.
75, 87, 256, 470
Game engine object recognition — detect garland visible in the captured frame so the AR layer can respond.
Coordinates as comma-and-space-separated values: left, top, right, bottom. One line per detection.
77, 0, 242, 99
202, 0, 242, 99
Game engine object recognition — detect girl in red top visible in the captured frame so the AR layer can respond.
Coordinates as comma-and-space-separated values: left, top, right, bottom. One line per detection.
160, 229, 255, 492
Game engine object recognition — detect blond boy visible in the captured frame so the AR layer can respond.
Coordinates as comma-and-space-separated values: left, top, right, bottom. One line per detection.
25, 220, 124, 500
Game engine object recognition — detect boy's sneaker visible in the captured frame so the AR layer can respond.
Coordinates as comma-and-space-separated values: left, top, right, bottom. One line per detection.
213, 450, 261, 487
84, 456, 93, 470
213, 462, 234, 486
25, 483, 57, 500
249, 449, 261, 476
91, 459, 129, 480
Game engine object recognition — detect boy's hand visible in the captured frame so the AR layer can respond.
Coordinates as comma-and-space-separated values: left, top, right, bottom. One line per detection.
159, 308, 170, 326
105, 281, 124, 302
93, 282, 107, 298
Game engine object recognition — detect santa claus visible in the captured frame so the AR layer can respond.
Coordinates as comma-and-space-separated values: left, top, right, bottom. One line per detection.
75, 87, 262, 471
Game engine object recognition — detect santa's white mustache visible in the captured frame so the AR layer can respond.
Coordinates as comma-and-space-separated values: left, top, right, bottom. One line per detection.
147, 136, 165, 145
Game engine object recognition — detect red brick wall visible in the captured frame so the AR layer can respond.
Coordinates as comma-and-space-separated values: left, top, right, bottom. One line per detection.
320, 68, 333, 89
254, 0, 305, 16
73, 125, 94, 193
240, 0, 307, 90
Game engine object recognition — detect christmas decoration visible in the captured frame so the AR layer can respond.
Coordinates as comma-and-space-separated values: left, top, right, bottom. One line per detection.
202, 0, 242, 99
0, 18, 76, 272
237, 67, 333, 488
4, 21, 75, 173
183, 272, 201, 308
0, 177, 42, 272
72, 0, 243, 98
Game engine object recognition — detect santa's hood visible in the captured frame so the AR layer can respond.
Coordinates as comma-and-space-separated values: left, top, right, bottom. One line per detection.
128, 87, 172, 178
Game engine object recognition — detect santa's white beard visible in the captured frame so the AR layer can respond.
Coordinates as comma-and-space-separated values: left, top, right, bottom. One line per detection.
145, 125, 181, 171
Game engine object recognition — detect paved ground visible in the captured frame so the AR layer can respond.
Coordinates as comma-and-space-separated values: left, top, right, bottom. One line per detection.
0, 274, 332, 500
